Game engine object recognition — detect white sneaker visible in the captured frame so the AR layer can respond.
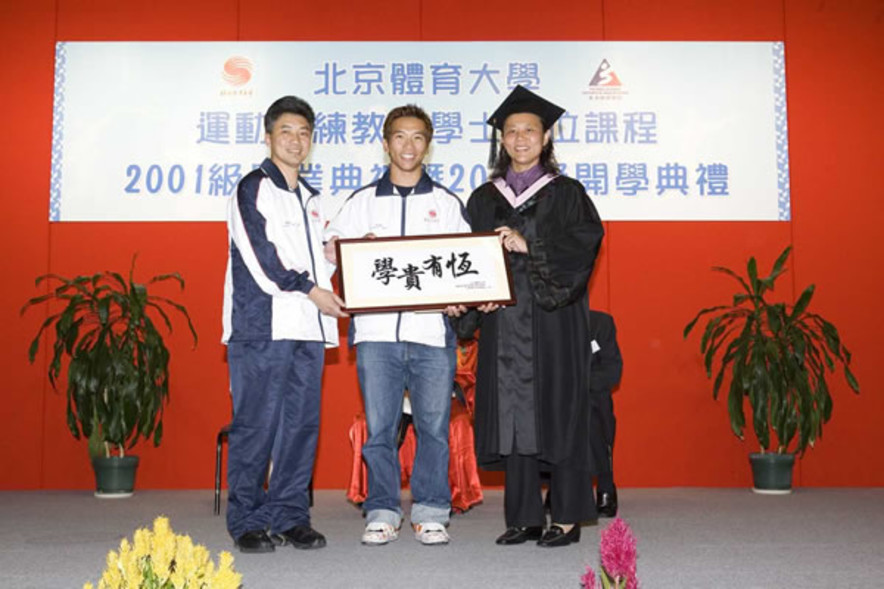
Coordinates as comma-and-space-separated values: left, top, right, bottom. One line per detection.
414, 522, 450, 545
361, 522, 398, 546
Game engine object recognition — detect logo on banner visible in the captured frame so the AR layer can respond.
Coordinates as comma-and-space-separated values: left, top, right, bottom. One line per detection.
584, 59, 629, 101
589, 59, 621, 86
221, 56, 254, 96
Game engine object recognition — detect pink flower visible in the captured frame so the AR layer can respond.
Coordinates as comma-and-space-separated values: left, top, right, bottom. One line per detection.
580, 566, 597, 589
599, 517, 639, 586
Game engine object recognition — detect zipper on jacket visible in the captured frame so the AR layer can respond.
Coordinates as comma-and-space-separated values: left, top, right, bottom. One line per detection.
297, 188, 327, 344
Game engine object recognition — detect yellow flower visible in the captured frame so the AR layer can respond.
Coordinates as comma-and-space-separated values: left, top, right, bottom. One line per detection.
217, 551, 235, 571
104, 550, 118, 570
209, 551, 243, 588
132, 528, 150, 558
123, 556, 140, 585
190, 543, 212, 577
86, 516, 241, 588
152, 516, 174, 553
98, 565, 121, 589
153, 516, 171, 536
212, 567, 244, 589
152, 541, 174, 580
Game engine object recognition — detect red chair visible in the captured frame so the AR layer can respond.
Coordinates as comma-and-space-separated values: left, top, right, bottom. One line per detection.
346, 341, 483, 513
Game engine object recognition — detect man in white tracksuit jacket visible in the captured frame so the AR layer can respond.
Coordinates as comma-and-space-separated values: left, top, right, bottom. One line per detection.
222, 95, 346, 554
325, 104, 470, 547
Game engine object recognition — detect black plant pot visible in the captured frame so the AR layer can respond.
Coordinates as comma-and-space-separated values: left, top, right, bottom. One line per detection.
92, 455, 139, 498
749, 452, 795, 494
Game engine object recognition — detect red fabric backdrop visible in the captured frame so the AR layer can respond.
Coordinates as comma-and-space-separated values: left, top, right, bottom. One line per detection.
1, 0, 881, 490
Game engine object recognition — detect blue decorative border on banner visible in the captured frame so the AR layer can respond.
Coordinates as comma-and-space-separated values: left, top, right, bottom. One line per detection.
49, 42, 66, 222
772, 42, 791, 221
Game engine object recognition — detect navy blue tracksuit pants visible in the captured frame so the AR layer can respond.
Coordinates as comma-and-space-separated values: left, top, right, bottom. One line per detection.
226, 340, 323, 539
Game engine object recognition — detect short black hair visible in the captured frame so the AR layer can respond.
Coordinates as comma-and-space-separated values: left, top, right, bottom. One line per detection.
264, 96, 315, 134
383, 104, 434, 143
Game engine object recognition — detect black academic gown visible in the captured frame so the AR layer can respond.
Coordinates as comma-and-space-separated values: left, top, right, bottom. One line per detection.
459, 175, 604, 473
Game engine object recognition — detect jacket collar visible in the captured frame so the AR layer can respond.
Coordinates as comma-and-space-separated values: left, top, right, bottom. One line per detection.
375, 167, 435, 197
260, 158, 319, 196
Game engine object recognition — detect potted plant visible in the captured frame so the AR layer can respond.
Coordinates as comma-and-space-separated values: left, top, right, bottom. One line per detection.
684, 246, 859, 493
22, 256, 197, 497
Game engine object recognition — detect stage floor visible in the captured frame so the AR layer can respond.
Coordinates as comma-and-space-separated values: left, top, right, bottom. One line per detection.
2, 488, 883, 588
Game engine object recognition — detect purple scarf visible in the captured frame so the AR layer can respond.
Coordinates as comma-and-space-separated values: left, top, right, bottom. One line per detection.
505, 164, 545, 196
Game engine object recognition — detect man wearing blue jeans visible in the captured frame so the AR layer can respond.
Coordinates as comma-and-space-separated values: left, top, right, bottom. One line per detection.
325, 104, 470, 545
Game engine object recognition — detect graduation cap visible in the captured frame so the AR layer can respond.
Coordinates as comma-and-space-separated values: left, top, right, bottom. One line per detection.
486, 85, 566, 167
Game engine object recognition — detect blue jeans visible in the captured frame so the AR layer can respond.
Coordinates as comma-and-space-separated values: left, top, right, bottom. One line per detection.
357, 341, 455, 527
226, 340, 323, 539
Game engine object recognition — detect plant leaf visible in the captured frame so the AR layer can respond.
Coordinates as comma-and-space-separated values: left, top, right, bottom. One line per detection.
791, 284, 815, 319
711, 265, 753, 296
747, 256, 759, 296
684, 305, 730, 338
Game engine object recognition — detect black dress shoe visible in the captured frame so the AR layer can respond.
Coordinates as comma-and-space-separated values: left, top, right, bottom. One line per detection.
596, 487, 618, 518
495, 526, 544, 545
235, 529, 275, 553
537, 524, 580, 547
274, 525, 327, 549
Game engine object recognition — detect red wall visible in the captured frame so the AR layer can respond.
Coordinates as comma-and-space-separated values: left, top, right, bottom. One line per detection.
1, 0, 881, 490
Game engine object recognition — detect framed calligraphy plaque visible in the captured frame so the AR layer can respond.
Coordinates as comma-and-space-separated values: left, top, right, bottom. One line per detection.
335, 232, 516, 313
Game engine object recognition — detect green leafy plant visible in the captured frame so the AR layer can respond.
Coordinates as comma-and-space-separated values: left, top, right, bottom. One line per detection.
22, 256, 197, 458
684, 246, 859, 455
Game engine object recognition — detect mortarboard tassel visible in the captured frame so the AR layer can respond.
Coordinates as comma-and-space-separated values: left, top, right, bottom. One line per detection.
488, 126, 498, 168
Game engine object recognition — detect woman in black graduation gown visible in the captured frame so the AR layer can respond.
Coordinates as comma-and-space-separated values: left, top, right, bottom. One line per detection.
453, 86, 604, 547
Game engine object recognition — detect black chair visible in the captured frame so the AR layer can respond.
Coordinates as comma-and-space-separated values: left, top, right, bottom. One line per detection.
214, 424, 232, 515
214, 424, 314, 515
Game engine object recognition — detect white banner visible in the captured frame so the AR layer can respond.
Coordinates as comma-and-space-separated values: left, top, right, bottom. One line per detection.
50, 41, 789, 221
